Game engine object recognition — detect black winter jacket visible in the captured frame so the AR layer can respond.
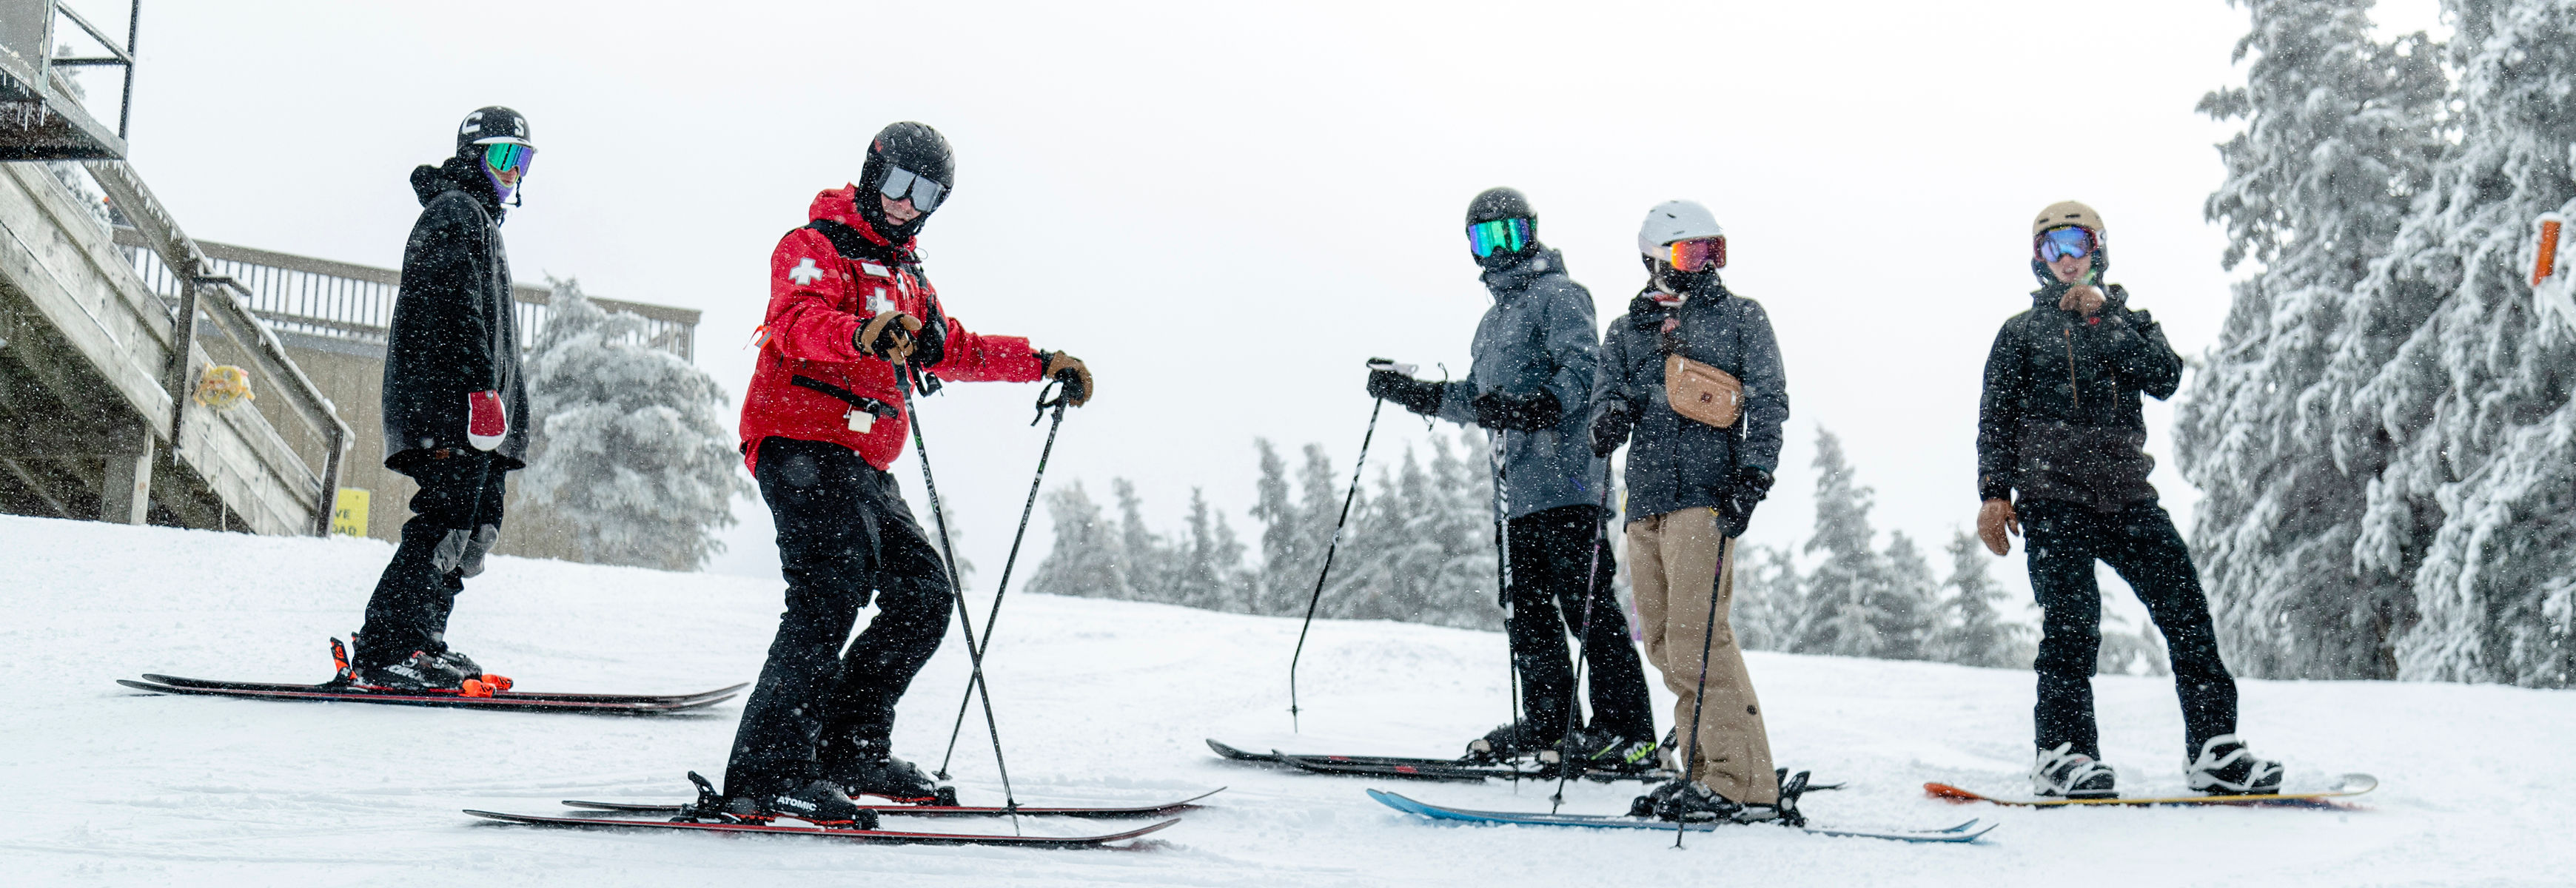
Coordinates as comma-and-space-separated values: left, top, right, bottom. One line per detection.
383, 158, 529, 474
1974, 283, 2181, 511
1591, 282, 1788, 526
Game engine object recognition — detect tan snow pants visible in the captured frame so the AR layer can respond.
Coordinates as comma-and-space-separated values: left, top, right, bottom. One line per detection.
1627, 508, 1776, 804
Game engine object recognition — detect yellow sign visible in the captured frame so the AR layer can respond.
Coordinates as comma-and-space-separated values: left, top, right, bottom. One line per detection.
332, 488, 371, 537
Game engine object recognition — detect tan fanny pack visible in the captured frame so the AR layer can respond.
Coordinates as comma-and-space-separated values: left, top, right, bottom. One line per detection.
1664, 353, 1743, 428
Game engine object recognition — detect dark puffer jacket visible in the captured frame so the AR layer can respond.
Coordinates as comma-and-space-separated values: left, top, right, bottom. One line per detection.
383, 158, 529, 474
1974, 282, 2181, 511
1591, 282, 1788, 526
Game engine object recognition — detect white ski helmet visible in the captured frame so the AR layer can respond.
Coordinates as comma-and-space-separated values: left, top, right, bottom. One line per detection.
1637, 200, 1725, 258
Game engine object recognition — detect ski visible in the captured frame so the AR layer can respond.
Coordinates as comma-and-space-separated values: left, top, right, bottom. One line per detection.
1367, 790, 1996, 844
1207, 738, 1477, 770
1923, 773, 2377, 808
559, 787, 1225, 819
1275, 753, 1668, 784
463, 809, 1180, 847
138, 673, 748, 706
117, 678, 738, 714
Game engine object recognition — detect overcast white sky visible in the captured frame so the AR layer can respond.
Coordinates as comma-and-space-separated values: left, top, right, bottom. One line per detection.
79, 0, 2446, 610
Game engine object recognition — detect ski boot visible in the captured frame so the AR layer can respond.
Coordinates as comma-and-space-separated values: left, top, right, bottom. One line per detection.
1643, 780, 1788, 824
1546, 727, 1660, 778
823, 737, 956, 806
685, 771, 879, 829
2032, 741, 2119, 799
2185, 734, 2284, 796
1463, 720, 1544, 764
333, 636, 511, 696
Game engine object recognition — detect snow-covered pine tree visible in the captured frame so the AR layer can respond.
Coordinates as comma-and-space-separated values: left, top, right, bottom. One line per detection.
1025, 481, 1132, 600
1796, 428, 1928, 658
1112, 478, 1173, 602
1247, 439, 1298, 615
1933, 529, 2030, 668
1172, 487, 1251, 611
2178, 0, 2445, 680
1423, 430, 1503, 629
516, 278, 745, 570
1876, 531, 1942, 662
1318, 445, 1420, 624
2330, 0, 2576, 687
1730, 543, 1805, 653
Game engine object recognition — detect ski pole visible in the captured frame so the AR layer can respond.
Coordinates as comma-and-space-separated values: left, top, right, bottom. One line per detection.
899, 369, 1022, 832
935, 375, 1074, 779
1550, 457, 1618, 813
1674, 538, 1730, 849
1485, 428, 1531, 781
1287, 366, 1390, 732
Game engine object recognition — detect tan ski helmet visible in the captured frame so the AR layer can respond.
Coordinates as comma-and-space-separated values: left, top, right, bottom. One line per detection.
2033, 201, 2105, 237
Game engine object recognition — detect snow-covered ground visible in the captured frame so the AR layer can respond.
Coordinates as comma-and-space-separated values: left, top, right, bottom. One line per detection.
4, 514, 2569, 887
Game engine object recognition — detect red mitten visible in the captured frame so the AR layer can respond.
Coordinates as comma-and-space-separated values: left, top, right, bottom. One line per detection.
466, 390, 507, 451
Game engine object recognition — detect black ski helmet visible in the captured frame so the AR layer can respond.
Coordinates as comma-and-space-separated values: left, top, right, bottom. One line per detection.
857, 121, 955, 240
455, 107, 532, 155
1465, 186, 1539, 269
1465, 186, 1534, 227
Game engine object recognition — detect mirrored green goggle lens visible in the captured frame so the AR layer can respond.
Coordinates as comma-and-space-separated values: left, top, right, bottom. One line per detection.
483, 142, 533, 173
1468, 218, 1530, 258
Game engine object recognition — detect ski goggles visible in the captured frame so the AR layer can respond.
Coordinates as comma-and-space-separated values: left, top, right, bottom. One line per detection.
2035, 225, 2097, 263
878, 165, 947, 213
1467, 218, 1531, 258
481, 142, 534, 184
1664, 236, 1725, 272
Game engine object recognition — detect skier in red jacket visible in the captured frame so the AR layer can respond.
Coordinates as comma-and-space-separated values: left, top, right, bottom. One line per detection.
719, 122, 1091, 822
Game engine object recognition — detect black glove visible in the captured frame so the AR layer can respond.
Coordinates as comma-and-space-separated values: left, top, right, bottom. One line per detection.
1590, 400, 1634, 457
1471, 389, 1563, 431
1367, 369, 1445, 416
1717, 467, 1774, 538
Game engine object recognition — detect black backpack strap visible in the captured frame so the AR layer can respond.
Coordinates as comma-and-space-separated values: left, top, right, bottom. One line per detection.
805, 218, 903, 264
802, 219, 946, 367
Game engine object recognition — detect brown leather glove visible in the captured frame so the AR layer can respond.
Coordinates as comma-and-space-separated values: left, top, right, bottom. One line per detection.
1978, 498, 2020, 556
856, 311, 924, 365
1042, 351, 1091, 406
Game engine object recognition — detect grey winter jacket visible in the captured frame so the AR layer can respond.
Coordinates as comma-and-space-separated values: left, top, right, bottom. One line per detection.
1591, 283, 1788, 527
1432, 248, 1609, 519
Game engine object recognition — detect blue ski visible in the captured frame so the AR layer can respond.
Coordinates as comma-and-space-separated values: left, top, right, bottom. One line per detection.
1367, 789, 1997, 844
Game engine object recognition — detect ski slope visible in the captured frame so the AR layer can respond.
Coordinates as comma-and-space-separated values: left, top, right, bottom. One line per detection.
3, 514, 2569, 887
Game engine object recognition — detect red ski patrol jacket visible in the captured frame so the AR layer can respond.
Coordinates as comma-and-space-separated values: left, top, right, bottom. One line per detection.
738, 186, 1045, 471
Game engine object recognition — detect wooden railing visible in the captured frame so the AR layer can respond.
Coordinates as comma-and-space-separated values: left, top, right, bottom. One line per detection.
82, 159, 352, 535
110, 229, 700, 362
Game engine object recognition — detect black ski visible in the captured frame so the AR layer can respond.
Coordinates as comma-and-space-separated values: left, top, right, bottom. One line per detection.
138, 673, 747, 706
465, 809, 1180, 847
117, 678, 738, 714
560, 787, 1224, 819
1275, 753, 1669, 784
1207, 738, 1477, 769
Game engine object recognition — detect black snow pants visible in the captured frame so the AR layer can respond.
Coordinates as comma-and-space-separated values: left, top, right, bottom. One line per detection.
2022, 499, 2238, 761
724, 436, 954, 799
1507, 504, 1655, 744
356, 449, 507, 670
